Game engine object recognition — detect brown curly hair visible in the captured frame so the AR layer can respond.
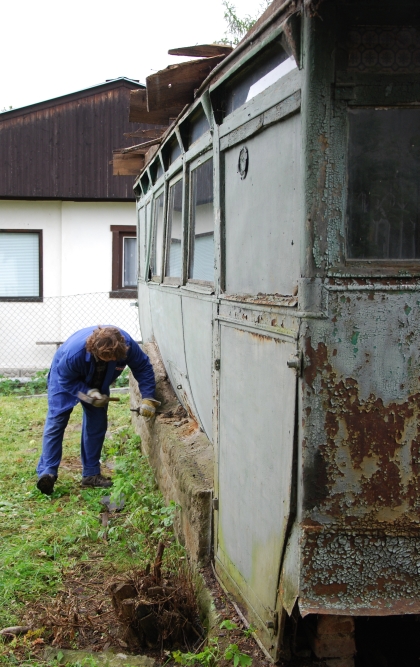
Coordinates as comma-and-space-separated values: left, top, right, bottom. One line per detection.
86, 326, 129, 361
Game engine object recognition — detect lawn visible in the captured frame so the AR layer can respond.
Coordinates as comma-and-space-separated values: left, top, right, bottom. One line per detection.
0, 394, 182, 665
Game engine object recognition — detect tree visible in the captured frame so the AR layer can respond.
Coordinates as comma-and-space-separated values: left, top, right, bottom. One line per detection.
220, 0, 271, 46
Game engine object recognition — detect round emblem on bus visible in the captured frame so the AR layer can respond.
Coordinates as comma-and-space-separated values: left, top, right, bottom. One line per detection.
238, 147, 249, 180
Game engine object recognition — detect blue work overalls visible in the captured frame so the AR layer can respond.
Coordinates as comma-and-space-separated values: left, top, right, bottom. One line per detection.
36, 326, 156, 479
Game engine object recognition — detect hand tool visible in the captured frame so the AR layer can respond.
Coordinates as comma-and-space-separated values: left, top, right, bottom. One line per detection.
77, 391, 120, 405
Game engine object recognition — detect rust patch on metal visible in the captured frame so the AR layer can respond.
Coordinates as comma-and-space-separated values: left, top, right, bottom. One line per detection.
175, 385, 200, 427
303, 448, 330, 510
222, 293, 298, 307
304, 340, 332, 388
302, 338, 420, 519
313, 582, 348, 596
249, 331, 279, 343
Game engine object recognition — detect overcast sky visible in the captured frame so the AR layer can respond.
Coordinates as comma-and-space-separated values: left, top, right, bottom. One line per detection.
1, 0, 265, 112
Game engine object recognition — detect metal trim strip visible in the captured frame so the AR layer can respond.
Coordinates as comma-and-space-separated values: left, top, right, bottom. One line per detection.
220, 90, 301, 151
216, 315, 298, 341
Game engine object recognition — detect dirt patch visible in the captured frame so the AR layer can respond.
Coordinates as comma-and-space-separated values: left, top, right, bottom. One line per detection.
18, 560, 326, 667
109, 544, 204, 652
23, 545, 203, 659
24, 560, 120, 652
60, 456, 82, 472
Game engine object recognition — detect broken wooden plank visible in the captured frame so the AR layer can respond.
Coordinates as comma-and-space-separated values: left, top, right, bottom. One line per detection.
129, 89, 181, 125
146, 56, 225, 112
123, 128, 166, 139
113, 150, 145, 176
168, 44, 233, 58
145, 144, 159, 164
121, 138, 161, 153
282, 13, 301, 66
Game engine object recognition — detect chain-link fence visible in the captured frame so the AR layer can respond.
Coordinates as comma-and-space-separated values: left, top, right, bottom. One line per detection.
0, 292, 141, 376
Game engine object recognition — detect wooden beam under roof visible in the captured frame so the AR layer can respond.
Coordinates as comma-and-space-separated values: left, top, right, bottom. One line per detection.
146, 55, 225, 113
129, 89, 180, 125
168, 44, 233, 58
112, 150, 145, 176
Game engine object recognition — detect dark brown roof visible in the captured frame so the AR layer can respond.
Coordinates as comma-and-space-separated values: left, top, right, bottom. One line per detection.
0, 78, 160, 201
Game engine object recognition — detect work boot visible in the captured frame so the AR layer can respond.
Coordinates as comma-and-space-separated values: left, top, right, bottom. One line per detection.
37, 474, 57, 495
81, 473, 113, 489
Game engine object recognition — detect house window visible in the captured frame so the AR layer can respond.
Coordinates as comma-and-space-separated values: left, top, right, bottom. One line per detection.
123, 237, 137, 286
189, 158, 214, 283
110, 225, 138, 297
165, 178, 183, 282
150, 192, 165, 279
0, 230, 42, 301
347, 108, 420, 260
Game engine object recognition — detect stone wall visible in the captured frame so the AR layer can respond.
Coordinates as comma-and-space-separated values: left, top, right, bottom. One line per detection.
129, 340, 214, 564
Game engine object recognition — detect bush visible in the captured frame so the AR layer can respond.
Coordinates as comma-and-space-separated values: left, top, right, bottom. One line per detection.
0, 367, 129, 396
0, 370, 48, 396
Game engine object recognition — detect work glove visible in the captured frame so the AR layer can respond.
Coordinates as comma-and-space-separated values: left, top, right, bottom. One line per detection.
140, 398, 161, 419
87, 388, 109, 408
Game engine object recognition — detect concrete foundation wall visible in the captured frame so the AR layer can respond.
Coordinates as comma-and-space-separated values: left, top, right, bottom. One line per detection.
129, 340, 214, 564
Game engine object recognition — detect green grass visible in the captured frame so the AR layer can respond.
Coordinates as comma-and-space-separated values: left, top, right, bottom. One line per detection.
0, 654, 102, 667
0, 394, 183, 642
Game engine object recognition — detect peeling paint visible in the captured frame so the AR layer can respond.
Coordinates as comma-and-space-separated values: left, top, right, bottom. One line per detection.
300, 528, 420, 616
299, 285, 420, 614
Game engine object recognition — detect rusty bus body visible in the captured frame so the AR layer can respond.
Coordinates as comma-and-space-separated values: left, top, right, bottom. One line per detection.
132, 0, 420, 660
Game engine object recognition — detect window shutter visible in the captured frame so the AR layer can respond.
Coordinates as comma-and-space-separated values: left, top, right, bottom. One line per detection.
0, 233, 40, 297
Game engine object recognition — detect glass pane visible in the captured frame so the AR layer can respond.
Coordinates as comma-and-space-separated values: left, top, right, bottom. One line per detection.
245, 56, 297, 102
347, 109, 420, 260
169, 139, 181, 165
0, 232, 39, 297
123, 236, 137, 287
138, 206, 145, 278
224, 46, 295, 117
144, 202, 151, 280
141, 174, 150, 193
156, 160, 163, 180
151, 193, 164, 276
166, 179, 183, 278
189, 109, 210, 147
150, 158, 164, 184
189, 159, 214, 282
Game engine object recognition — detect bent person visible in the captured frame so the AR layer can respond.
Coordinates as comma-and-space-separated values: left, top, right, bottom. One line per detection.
36, 325, 158, 495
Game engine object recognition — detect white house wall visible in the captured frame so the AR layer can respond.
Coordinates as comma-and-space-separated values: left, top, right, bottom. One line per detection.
0, 200, 139, 372
60, 202, 134, 296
